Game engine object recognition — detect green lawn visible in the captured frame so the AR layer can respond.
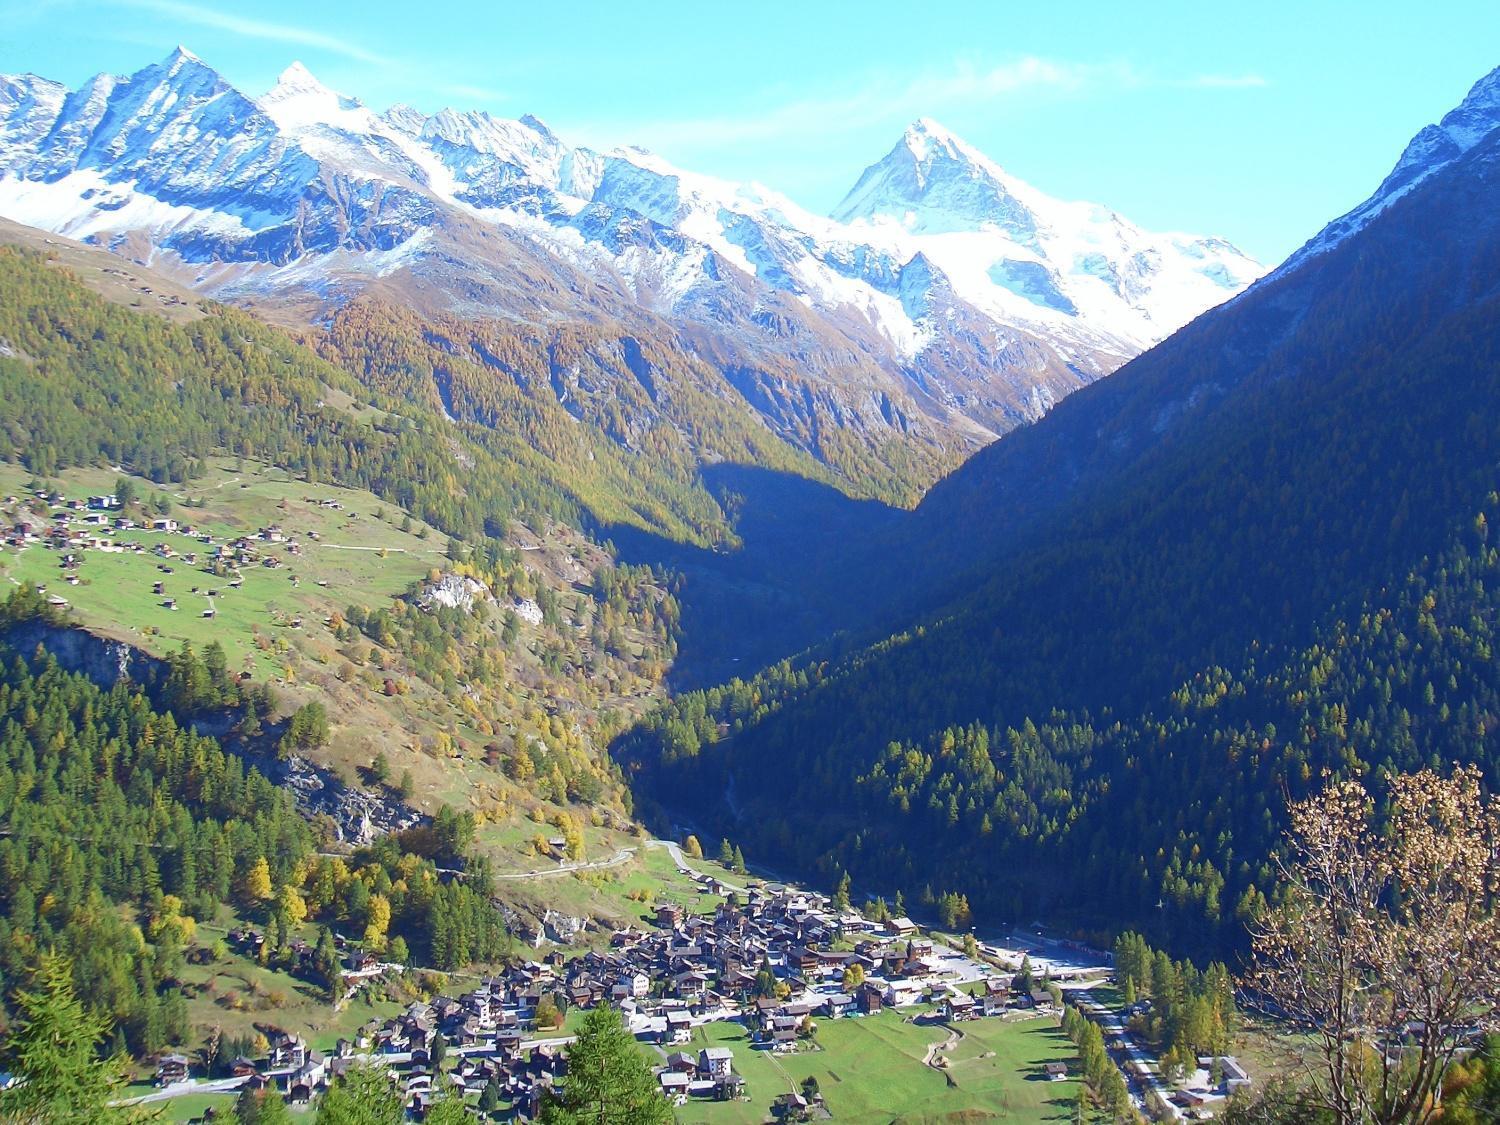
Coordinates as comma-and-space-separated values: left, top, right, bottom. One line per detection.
0, 459, 441, 678
175, 927, 403, 1053
669, 1011, 1080, 1124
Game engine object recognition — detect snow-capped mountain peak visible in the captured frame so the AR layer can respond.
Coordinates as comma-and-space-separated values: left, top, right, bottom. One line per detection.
0, 46, 1266, 460
1283, 65, 1500, 271
834, 117, 1040, 240
258, 61, 364, 131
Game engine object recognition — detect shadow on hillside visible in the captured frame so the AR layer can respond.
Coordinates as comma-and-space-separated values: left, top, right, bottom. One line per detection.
604, 462, 912, 690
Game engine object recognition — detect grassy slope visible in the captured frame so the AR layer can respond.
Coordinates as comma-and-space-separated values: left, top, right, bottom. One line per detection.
668, 1011, 1079, 1124
0, 459, 663, 883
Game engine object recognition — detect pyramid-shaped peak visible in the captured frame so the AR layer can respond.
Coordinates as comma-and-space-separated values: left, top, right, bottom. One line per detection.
268, 61, 333, 97
901, 118, 985, 161
259, 61, 365, 129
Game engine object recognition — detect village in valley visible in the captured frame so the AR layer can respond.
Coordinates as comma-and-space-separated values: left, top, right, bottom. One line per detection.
0, 466, 1258, 1123
125, 846, 1255, 1124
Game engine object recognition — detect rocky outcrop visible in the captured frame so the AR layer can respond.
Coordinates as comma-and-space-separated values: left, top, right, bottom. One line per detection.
2, 619, 165, 686
278, 754, 423, 845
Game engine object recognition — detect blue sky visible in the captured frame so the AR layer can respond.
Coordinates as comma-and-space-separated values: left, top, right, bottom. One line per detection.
3, 0, 1498, 263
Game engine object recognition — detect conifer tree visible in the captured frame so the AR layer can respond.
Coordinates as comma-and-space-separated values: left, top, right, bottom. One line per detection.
0, 952, 134, 1122
541, 1004, 672, 1124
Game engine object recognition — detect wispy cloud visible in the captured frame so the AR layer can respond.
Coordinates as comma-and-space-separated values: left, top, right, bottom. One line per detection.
112, 0, 390, 65
577, 55, 1267, 154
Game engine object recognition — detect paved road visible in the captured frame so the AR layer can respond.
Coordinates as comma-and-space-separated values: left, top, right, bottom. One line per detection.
492, 847, 636, 880
489, 834, 725, 882
119, 1077, 248, 1105
1076, 989, 1183, 1121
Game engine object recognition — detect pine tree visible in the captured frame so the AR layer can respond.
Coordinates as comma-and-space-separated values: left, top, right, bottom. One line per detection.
423, 1081, 470, 1125
832, 871, 851, 912
0, 952, 134, 1122
479, 1075, 503, 1116
541, 1005, 672, 1124
315, 1061, 404, 1124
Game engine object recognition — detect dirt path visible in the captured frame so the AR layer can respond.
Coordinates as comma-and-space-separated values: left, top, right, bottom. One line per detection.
923, 1023, 964, 1069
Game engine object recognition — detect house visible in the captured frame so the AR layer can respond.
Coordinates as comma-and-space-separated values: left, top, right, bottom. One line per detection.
286, 1056, 327, 1104
981, 981, 1010, 1016
822, 992, 855, 1018
939, 991, 977, 1021
857, 983, 884, 1014
884, 981, 925, 1007
773, 1092, 810, 1119
151, 518, 178, 532
228, 1057, 259, 1079
87, 495, 120, 510
619, 970, 650, 999
268, 1033, 309, 1070
155, 1054, 190, 1085
698, 1047, 733, 1080
1045, 1062, 1069, 1081
656, 903, 684, 929
1199, 1055, 1252, 1092
885, 916, 918, 936
658, 1070, 690, 1100
667, 1009, 693, 1044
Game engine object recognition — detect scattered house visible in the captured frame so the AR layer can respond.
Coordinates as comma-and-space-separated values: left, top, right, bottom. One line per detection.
1045, 1061, 1069, 1081
884, 981, 925, 1008
773, 1092, 810, 1119
822, 992, 855, 1019
150, 518, 178, 532
939, 991, 977, 1021
981, 980, 1011, 1016
699, 1047, 733, 1080
1199, 1055, 1252, 1092
228, 1057, 259, 1078
155, 1054, 190, 1085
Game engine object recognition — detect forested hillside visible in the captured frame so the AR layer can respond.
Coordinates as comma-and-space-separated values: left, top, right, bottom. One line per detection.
619, 102, 1500, 955
0, 244, 739, 547
0, 586, 508, 1050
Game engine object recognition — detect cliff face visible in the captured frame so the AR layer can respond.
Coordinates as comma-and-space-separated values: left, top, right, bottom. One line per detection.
2, 619, 166, 687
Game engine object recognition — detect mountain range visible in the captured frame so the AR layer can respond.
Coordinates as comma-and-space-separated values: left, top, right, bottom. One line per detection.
0, 48, 1261, 500
621, 63, 1500, 951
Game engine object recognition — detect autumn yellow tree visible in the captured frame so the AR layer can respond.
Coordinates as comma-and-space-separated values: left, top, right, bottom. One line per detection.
278, 882, 308, 927
241, 857, 273, 905
1246, 767, 1500, 1125
363, 894, 391, 952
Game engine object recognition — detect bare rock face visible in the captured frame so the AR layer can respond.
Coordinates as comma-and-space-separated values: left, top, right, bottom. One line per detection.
3, 619, 165, 686
279, 754, 422, 845
417, 573, 491, 613
540, 909, 588, 945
